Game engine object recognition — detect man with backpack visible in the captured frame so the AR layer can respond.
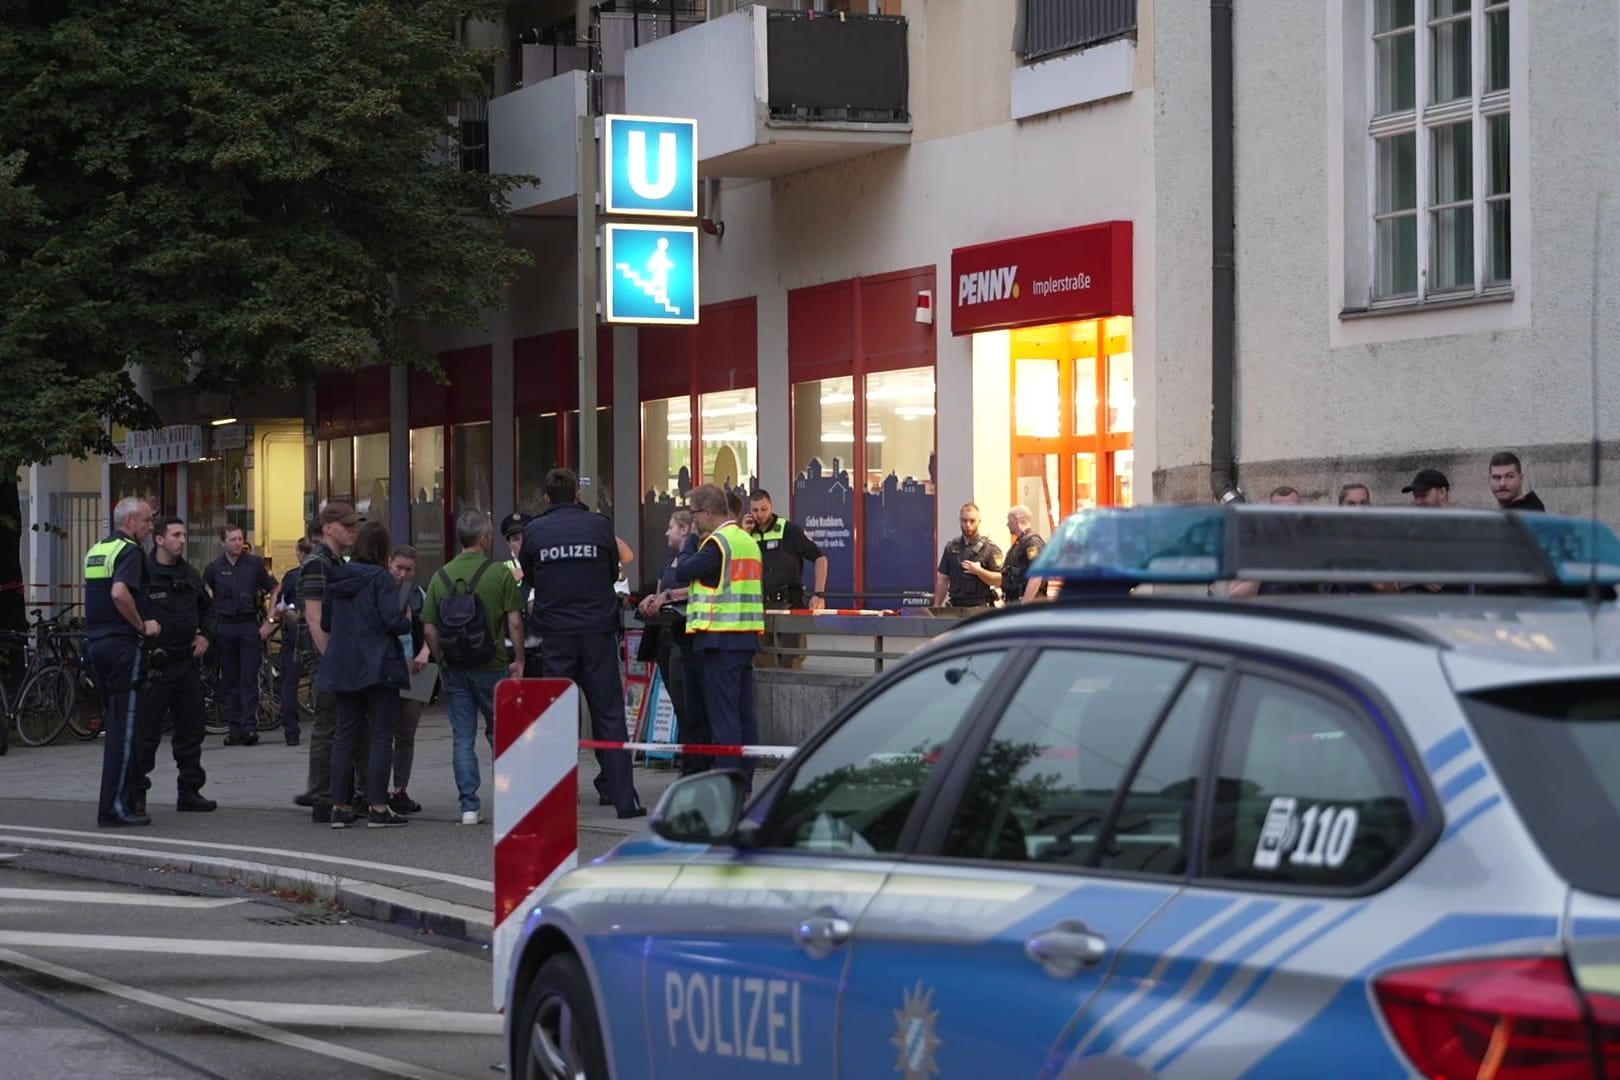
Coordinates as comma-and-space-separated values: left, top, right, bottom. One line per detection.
421, 509, 524, 826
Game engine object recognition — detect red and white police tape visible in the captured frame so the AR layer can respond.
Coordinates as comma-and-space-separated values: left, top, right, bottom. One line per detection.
578, 739, 799, 758
492, 678, 580, 1010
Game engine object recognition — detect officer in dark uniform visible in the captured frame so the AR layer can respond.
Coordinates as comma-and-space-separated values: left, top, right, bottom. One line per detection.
86, 497, 159, 828
136, 517, 217, 814
204, 522, 276, 745
998, 504, 1048, 605
932, 502, 1003, 608
520, 468, 644, 819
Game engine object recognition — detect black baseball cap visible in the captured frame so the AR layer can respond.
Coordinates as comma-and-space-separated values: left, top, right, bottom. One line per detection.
1401, 468, 1451, 494
499, 511, 531, 538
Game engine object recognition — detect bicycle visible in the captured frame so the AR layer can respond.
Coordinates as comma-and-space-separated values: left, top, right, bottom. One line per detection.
1, 608, 79, 748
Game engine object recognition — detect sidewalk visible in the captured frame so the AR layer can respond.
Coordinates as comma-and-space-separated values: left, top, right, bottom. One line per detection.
0, 706, 687, 945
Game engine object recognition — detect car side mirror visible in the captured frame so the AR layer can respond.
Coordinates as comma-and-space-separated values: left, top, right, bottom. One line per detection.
649, 770, 749, 845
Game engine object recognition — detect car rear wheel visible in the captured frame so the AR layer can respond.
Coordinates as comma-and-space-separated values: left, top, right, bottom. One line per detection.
521, 954, 608, 1080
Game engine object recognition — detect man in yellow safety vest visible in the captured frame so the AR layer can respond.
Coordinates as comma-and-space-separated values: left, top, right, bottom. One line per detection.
673, 483, 765, 788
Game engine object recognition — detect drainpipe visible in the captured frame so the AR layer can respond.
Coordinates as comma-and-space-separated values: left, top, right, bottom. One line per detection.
1209, 0, 1243, 504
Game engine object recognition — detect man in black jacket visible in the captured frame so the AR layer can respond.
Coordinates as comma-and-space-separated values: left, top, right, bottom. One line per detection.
135, 517, 217, 815
1490, 451, 1547, 512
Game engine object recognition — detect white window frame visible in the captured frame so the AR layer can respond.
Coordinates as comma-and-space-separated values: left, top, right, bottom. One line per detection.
1364, 0, 1511, 307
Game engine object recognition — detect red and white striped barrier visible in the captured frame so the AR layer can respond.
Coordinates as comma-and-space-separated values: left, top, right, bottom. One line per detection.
492, 678, 580, 1010
579, 739, 798, 759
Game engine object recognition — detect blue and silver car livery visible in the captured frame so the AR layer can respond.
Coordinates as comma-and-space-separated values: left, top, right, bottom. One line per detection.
503, 507, 1620, 1079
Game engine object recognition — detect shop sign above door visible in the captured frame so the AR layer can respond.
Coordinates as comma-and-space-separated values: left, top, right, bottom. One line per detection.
124, 424, 205, 467
950, 221, 1133, 335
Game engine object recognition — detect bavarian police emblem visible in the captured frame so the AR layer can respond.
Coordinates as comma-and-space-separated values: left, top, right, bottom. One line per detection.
891, 981, 941, 1079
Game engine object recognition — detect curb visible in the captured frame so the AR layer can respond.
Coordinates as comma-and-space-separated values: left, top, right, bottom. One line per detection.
0, 833, 494, 947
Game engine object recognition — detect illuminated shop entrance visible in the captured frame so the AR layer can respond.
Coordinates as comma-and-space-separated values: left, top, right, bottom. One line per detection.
1009, 317, 1134, 536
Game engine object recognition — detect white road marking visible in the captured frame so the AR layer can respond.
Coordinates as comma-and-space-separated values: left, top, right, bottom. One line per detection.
0, 886, 247, 909
0, 931, 425, 964
192, 998, 504, 1035
0, 824, 491, 892
0, 946, 471, 1080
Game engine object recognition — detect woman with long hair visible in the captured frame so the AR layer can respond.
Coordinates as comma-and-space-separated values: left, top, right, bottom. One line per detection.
319, 520, 412, 828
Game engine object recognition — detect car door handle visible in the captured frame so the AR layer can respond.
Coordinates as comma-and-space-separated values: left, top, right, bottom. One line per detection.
794, 907, 852, 959
1025, 919, 1108, 979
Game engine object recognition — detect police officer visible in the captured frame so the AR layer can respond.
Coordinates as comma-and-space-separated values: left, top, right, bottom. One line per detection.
932, 502, 1003, 608
273, 536, 312, 744
135, 517, 217, 815
673, 483, 766, 791
204, 523, 276, 745
86, 497, 158, 828
520, 469, 644, 819
997, 504, 1047, 605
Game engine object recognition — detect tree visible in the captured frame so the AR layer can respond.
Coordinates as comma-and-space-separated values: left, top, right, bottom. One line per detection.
0, 0, 531, 627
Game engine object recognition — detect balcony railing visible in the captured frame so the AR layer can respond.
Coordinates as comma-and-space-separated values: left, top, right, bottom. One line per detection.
765, 10, 908, 124
1018, 0, 1137, 63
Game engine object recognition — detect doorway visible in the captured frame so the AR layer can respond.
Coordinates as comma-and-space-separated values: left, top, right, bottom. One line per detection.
258, 427, 307, 576
1009, 318, 1134, 536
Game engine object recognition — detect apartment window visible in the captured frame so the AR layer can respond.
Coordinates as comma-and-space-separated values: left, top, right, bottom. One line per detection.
1369, 0, 1510, 303
1017, 0, 1137, 63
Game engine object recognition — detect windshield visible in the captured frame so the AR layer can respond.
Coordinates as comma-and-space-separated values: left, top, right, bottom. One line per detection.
1463, 680, 1620, 897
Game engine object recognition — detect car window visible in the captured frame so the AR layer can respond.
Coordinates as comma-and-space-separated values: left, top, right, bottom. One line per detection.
764, 649, 1009, 856
1206, 674, 1415, 887
1096, 668, 1219, 875
939, 649, 1193, 867
1464, 680, 1620, 898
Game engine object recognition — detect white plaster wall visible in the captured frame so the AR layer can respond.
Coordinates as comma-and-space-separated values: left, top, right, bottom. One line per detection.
623, 9, 757, 159
1153, 1, 1620, 487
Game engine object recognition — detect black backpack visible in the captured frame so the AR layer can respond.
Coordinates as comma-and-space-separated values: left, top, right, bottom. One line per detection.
433, 560, 497, 668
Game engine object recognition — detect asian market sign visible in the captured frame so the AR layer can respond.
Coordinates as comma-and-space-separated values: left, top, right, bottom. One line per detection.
124, 425, 205, 467
950, 221, 1133, 335
602, 115, 698, 218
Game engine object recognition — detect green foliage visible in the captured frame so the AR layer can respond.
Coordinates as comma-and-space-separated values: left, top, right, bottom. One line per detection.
0, 0, 531, 471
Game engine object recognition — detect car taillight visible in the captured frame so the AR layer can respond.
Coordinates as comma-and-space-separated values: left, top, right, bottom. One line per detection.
1374, 957, 1612, 1079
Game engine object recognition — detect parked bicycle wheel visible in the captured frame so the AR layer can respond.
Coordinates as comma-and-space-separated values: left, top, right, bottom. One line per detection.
13, 663, 73, 747
66, 663, 102, 739
256, 660, 282, 731
0, 681, 9, 756
198, 655, 229, 736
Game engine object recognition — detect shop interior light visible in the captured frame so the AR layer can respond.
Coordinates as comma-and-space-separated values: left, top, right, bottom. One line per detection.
820, 392, 856, 405
894, 406, 936, 418
211, 417, 238, 426
820, 432, 887, 444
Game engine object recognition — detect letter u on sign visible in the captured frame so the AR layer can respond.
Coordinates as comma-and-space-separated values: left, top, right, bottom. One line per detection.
603, 115, 698, 218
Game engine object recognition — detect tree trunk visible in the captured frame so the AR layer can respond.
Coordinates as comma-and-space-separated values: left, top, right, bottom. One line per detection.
0, 477, 24, 634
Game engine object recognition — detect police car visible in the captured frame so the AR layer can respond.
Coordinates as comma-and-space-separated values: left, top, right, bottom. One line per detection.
504, 505, 1620, 1080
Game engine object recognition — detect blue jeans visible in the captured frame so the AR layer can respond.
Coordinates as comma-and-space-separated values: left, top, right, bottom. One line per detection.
442, 667, 501, 813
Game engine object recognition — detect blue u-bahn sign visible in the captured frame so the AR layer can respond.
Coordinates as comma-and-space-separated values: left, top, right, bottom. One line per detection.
603, 223, 699, 326
602, 115, 698, 218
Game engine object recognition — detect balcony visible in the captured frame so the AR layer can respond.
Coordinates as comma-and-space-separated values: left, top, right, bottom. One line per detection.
624, 5, 910, 179
488, 68, 592, 215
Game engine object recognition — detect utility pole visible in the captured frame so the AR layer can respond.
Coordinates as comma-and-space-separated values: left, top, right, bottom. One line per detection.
577, 112, 600, 511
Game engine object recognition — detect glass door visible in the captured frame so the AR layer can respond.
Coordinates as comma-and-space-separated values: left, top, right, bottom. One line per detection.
1009, 318, 1135, 524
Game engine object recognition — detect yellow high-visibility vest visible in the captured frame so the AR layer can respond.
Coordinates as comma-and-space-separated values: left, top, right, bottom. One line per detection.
686, 523, 765, 634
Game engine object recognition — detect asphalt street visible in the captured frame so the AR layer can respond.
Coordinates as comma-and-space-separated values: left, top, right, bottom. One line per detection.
0, 853, 503, 1079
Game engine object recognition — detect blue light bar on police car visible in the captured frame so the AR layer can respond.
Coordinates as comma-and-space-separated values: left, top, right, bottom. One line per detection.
1027, 506, 1620, 589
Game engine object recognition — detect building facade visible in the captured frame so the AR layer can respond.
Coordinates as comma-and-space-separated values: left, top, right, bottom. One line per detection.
1153, 0, 1620, 513
323, 0, 1160, 600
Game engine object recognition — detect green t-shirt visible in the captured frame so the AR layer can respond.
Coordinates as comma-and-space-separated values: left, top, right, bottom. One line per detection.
422, 550, 522, 671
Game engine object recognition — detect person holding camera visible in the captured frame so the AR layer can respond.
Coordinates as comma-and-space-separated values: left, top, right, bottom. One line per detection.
134, 517, 217, 815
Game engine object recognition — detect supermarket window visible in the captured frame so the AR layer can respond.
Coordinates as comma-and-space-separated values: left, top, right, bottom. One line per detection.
452, 422, 493, 517
862, 367, 936, 606
329, 437, 354, 503
354, 432, 390, 525
516, 413, 561, 514
700, 388, 756, 492
410, 426, 445, 580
